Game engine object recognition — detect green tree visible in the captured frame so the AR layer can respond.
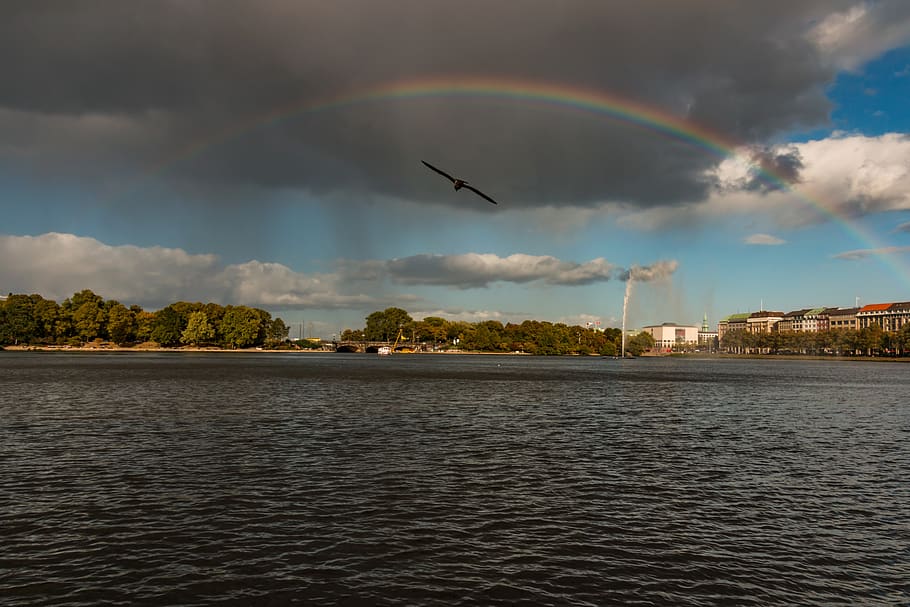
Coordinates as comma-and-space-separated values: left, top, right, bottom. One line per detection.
364, 307, 413, 341
0, 294, 39, 344
134, 308, 155, 343
171, 301, 203, 319
150, 305, 186, 347
813, 330, 833, 355
62, 290, 106, 343
201, 303, 226, 342
599, 339, 618, 356
859, 324, 884, 356
720, 329, 746, 353
266, 317, 289, 344
448, 320, 472, 346
341, 328, 364, 341
363, 311, 385, 341
462, 321, 505, 352
181, 310, 216, 346
626, 331, 655, 356
414, 317, 449, 346
107, 302, 137, 345
896, 323, 910, 356
842, 329, 860, 355
533, 322, 562, 355
220, 306, 262, 349
253, 308, 273, 345
65, 289, 103, 310
33, 296, 62, 343
72, 302, 105, 342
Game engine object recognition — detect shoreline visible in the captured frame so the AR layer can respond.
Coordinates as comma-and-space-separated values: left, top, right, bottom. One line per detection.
0, 344, 306, 354
0, 344, 510, 355
2, 344, 908, 361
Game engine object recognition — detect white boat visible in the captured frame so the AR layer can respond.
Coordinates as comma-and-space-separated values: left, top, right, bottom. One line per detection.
377, 346, 391, 356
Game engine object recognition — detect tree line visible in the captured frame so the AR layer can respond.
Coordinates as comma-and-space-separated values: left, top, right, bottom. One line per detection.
0, 290, 289, 349
719, 325, 910, 356
341, 307, 656, 356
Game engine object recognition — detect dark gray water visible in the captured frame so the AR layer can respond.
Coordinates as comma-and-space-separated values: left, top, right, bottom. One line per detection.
1, 352, 909, 606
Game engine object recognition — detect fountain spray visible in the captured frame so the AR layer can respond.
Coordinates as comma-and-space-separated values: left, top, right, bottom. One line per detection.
621, 272, 634, 358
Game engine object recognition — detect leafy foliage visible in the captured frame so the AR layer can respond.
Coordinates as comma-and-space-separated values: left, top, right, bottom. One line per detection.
181, 311, 216, 346
5, 293, 910, 357
364, 307, 413, 341
150, 305, 186, 347
719, 324, 910, 356
0, 290, 288, 349
348, 311, 626, 356
221, 306, 263, 349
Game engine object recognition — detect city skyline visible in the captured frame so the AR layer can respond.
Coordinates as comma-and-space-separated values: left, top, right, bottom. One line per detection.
2, 3, 910, 338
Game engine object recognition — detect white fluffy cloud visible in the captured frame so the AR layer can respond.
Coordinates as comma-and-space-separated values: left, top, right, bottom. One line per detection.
0, 233, 367, 309
0, 232, 218, 304
795, 134, 910, 217
810, 4, 910, 71
620, 133, 910, 230
0, 233, 676, 309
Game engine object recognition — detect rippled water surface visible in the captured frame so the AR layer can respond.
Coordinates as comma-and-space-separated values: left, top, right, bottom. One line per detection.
2, 352, 909, 605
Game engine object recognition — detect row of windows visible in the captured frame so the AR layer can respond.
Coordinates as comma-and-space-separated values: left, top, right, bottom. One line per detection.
721, 315, 908, 333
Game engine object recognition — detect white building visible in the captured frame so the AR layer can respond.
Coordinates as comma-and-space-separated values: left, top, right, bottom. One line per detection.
642, 322, 700, 352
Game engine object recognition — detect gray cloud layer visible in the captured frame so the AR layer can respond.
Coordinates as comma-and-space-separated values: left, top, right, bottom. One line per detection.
4, 1, 908, 212
384, 254, 617, 288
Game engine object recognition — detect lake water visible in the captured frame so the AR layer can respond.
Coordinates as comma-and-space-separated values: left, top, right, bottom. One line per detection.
1, 352, 909, 605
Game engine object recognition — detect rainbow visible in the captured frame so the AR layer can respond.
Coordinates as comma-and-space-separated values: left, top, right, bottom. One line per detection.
144, 75, 910, 288
148, 75, 741, 174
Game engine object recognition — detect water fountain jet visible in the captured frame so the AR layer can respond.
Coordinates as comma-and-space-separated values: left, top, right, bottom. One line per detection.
621, 272, 634, 358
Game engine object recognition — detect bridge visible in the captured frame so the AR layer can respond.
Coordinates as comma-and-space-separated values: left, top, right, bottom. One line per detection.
331, 340, 420, 353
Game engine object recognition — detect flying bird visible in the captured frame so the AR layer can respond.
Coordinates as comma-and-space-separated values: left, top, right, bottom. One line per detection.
422, 160, 498, 205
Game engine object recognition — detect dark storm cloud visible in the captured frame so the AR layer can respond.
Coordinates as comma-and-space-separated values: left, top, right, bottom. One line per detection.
744, 146, 805, 192
3, 1, 905, 209
384, 253, 616, 288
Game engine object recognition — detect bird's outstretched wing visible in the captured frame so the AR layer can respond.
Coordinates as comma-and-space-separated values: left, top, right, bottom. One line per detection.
463, 184, 498, 205
422, 160, 457, 183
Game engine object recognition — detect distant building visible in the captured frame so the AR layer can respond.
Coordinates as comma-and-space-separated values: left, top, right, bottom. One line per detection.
857, 302, 910, 332
717, 312, 750, 341
747, 311, 785, 334
778, 307, 826, 333
643, 322, 699, 352
698, 313, 718, 351
584, 320, 605, 333
714, 303, 910, 336
826, 307, 858, 331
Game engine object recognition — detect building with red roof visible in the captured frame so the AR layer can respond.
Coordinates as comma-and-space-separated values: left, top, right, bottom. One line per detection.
856, 302, 910, 332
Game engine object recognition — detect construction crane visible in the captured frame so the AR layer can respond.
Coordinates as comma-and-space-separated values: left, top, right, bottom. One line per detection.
391, 328, 415, 353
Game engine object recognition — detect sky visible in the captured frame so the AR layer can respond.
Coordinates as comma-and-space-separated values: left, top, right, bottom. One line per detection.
2, 1, 910, 338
